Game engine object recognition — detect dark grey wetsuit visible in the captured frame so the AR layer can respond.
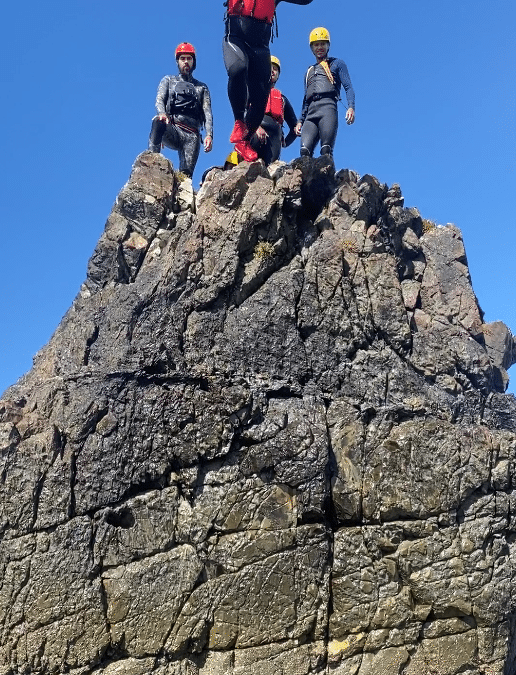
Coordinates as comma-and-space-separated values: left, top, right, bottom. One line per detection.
223, 0, 313, 136
148, 74, 213, 177
299, 57, 355, 157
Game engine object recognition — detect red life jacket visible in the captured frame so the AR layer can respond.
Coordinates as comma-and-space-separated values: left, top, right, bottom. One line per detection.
265, 87, 284, 124
227, 0, 276, 24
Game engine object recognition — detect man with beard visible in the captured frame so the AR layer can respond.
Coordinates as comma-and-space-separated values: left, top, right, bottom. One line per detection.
224, 0, 314, 162
148, 42, 213, 178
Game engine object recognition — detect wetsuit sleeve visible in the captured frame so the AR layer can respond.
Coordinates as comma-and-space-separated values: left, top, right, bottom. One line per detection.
335, 58, 355, 110
155, 76, 170, 115
299, 69, 310, 124
202, 85, 214, 138
282, 95, 298, 147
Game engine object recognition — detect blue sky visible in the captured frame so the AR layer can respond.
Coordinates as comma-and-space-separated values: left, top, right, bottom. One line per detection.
0, 0, 514, 394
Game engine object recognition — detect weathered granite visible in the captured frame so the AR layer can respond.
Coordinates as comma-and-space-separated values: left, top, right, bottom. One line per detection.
1, 152, 515, 674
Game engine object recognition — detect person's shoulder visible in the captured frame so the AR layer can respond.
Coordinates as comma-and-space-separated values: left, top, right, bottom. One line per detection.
330, 56, 347, 67
192, 76, 210, 90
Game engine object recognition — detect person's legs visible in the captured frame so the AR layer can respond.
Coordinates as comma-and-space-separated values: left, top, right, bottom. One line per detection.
161, 124, 181, 152
300, 118, 319, 157
178, 130, 201, 177
223, 36, 249, 125
148, 116, 168, 152
318, 101, 338, 156
159, 124, 197, 174
249, 120, 280, 165
244, 44, 271, 136
267, 130, 282, 164
248, 133, 267, 162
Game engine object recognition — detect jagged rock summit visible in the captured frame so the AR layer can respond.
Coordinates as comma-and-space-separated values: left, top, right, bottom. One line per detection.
1, 152, 516, 675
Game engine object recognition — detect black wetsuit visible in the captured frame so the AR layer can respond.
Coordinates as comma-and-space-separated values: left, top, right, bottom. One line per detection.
299, 57, 355, 157
148, 73, 213, 177
223, 0, 313, 136
249, 91, 298, 165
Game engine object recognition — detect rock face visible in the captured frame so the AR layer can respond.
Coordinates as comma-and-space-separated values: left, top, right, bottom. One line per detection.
1, 152, 516, 675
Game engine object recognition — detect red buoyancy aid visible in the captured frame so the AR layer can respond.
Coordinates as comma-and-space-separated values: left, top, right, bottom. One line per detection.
227, 0, 276, 24
265, 87, 284, 124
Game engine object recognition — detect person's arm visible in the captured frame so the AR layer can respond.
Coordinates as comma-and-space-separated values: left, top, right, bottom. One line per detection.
155, 76, 170, 118
202, 85, 213, 151
282, 96, 298, 147
335, 59, 355, 112
296, 68, 310, 131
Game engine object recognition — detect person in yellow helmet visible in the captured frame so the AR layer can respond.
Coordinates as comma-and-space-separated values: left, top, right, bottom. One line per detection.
295, 27, 355, 158
249, 56, 299, 165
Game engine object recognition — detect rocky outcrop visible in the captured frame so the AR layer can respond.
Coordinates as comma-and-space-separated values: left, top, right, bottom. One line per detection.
1, 152, 515, 675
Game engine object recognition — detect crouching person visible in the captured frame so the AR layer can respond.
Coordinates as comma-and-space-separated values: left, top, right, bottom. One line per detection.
249, 56, 298, 166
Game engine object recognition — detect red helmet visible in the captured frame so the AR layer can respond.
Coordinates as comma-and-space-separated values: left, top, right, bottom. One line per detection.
175, 42, 196, 71
175, 42, 195, 58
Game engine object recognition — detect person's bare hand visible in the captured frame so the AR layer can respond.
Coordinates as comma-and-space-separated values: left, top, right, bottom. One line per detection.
204, 135, 213, 152
255, 126, 268, 143
294, 121, 302, 136
346, 108, 355, 125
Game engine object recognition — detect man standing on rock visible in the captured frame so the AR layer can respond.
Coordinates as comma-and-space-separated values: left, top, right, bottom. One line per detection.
148, 42, 213, 178
295, 27, 355, 158
223, 0, 314, 163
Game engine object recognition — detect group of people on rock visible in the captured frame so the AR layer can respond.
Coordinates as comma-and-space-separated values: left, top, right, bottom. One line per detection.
147, 1, 355, 179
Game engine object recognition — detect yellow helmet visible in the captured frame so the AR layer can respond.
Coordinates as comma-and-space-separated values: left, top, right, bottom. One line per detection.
309, 27, 330, 44
225, 151, 240, 167
270, 55, 281, 72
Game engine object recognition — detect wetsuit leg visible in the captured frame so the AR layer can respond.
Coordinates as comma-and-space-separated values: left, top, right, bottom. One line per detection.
318, 101, 338, 156
148, 116, 168, 151
249, 132, 277, 165
223, 17, 272, 135
244, 45, 271, 135
178, 130, 201, 177
301, 99, 339, 156
249, 133, 267, 163
223, 36, 249, 122
268, 131, 282, 163
249, 119, 281, 165
161, 123, 182, 152
161, 124, 200, 177
300, 118, 319, 157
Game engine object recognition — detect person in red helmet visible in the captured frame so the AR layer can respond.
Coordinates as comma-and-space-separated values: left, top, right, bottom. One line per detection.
223, 0, 313, 163
148, 42, 213, 178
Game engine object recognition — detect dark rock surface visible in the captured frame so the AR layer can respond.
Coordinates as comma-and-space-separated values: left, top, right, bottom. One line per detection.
1, 152, 516, 674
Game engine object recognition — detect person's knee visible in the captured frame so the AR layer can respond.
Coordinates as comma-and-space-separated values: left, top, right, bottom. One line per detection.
150, 117, 167, 133
227, 61, 247, 80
